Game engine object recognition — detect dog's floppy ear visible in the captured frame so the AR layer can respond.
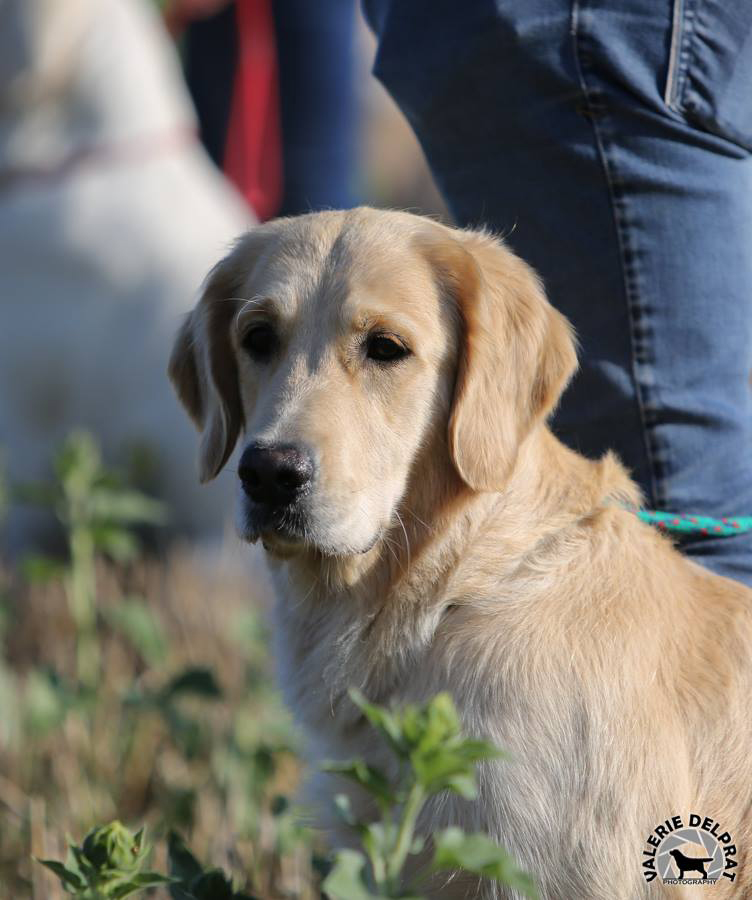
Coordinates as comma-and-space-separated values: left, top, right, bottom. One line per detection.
425, 228, 577, 492
168, 228, 274, 483
169, 311, 204, 428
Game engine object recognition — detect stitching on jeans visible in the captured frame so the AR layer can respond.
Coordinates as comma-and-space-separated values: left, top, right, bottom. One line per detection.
570, 0, 665, 508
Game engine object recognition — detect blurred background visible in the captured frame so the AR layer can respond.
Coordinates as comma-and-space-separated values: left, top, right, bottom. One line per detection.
0, 0, 446, 896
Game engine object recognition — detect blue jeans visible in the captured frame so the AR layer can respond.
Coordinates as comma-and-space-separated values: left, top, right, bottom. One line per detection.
274, 0, 359, 215
363, 0, 752, 586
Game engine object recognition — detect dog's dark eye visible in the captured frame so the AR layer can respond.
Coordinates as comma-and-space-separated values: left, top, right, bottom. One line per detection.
242, 323, 277, 361
366, 334, 409, 363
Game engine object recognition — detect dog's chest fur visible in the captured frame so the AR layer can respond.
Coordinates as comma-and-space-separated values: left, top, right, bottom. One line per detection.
267, 555, 618, 899
263, 536, 751, 900
270, 561, 450, 746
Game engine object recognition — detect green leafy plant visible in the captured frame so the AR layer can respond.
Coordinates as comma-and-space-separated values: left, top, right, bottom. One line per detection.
167, 831, 258, 900
36, 823, 263, 899
104, 596, 167, 665
29, 694, 536, 899
322, 691, 537, 899
3, 433, 315, 898
124, 664, 224, 759
16, 431, 166, 686
36, 821, 173, 898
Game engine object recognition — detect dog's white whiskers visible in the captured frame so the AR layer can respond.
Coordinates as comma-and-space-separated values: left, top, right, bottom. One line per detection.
394, 510, 411, 576
381, 532, 403, 572
402, 505, 433, 533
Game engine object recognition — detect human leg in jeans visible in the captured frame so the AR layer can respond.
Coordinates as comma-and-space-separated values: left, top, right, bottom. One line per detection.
363, 0, 752, 586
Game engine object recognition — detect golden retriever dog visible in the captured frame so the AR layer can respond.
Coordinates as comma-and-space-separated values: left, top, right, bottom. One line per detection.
169, 207, 752, 898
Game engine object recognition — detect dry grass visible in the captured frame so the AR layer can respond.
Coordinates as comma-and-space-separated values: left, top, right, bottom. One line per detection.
0, 540, 323, 899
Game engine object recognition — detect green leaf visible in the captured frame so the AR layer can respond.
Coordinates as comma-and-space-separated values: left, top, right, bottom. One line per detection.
411, 749, 481, 798
360, 822, 395, 864
80, 821, 147, 875
322, 759, 395, 808
162, 667, 222, 701
168, 831, 259, 900
405, 696, 505, 798
168, 830, 203, 898
70, 844, 92, 880
432, 828, 537, 898
55, 431, 101, 484
105, 598, 167, 664
332, 793, 357, 828
420, 740, 504, 797
322, 849, 383, 900
91, 524, 140, 562
349, 689, 406, 756
439, 772, 477, 799
456, 739, 509, 761
110, 873, 177, 898
416, 693, 458, 743
89, 488, 167, 525
132, 827, 145, 856
35, 858, 84, 891
187, 869, 236, 899
24, 669, 67, 735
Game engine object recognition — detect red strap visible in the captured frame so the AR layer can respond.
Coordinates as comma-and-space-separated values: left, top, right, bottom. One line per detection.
223, 0, 283, 220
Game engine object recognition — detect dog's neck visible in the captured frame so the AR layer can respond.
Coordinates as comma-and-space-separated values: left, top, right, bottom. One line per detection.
275, 425, 637, 611
266, 426, 639, 726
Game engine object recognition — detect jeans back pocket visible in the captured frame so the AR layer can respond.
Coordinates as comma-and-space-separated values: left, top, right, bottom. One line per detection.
665, 0, 752, 152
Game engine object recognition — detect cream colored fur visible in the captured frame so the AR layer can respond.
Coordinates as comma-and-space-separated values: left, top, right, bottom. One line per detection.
170, 207, 752, 898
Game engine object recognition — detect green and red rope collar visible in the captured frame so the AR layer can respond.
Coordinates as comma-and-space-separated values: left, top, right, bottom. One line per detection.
637, 511, 752, 537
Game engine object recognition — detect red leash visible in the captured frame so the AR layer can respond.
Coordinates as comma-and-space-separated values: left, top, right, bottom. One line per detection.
224, 0, 283, 220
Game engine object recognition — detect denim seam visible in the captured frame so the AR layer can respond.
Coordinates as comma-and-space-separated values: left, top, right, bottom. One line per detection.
570, 0, 665, 508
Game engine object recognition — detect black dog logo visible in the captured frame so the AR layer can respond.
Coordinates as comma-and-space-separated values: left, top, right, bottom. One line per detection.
669, 848, 714, 879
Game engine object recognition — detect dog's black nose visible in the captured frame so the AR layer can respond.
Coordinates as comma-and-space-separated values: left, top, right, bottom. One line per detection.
238, 444, 313, 507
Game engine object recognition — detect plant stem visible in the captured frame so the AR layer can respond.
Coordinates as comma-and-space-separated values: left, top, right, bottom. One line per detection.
68, 517, 98, 688
386, 781, 425, 890
366, 841, 387, 889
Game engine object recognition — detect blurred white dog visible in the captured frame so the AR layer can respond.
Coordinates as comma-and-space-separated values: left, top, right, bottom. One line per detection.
0, 0, 251, 552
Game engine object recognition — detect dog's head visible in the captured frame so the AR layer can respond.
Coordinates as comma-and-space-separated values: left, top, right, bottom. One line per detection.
169, 208, 576, 558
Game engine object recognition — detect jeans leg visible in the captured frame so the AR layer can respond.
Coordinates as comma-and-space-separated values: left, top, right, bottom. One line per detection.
365, 0, 752, 585
273, 0, 359, 214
